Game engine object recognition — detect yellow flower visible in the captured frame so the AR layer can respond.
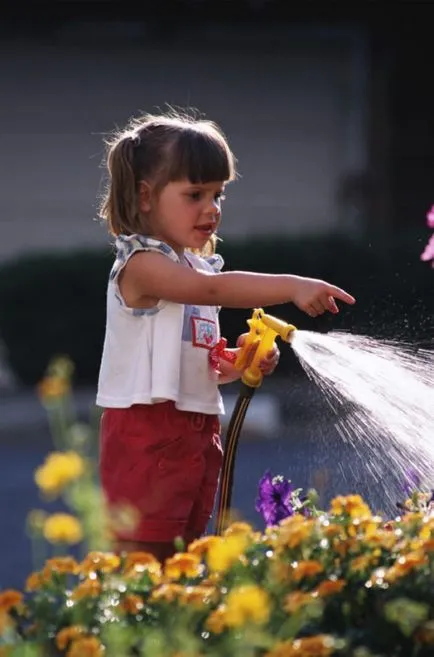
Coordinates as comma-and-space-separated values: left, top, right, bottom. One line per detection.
0, 590, 23, 613
164, 553, 202, 580
206, 534, 247, 573
66, 636, 104, 657
56, 626, 86, 651
223, 522, 255, 540
71, 578, 102, 601
34, 451, 86, 496
206, 606, 227, 634
330, 495, 371, 519
37, 374, 70, 401
0, 611, 11, 634
225, 584, 270, 627
292, 560, 324, 582
350, 555, 377, 573
43, 513, 83, 544
384, 551, 427, 582
275, 515, 314, 550
123, 551, 159, 569
80, 551, 120, 575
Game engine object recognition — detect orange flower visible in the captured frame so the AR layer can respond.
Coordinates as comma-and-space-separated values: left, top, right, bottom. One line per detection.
205, 606, 227, 634
165, 553, 202, 580
188, 536, 219, 558
43, 557, 79, 577
123, 551, 159, 570
275, 516, 315, 549
291, 560, 324, 581
66, 636, 104, 657
265, 634, 335, 657
0, 590, 23, 613
150, 583, 184, 603
71, 579, 102, 601
284, 591, 315, 614
37, 375, 70, 401
79, 551, 120, 575
120, 594, 144, 614
56, 626, 86, 651
25, 572, 45, 591
315, 579, 346, 597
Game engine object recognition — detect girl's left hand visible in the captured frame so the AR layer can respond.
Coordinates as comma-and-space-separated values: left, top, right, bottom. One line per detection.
236, 333, 280, 376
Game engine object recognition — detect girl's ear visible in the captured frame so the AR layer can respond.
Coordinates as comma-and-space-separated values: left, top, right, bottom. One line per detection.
138, 181, 152, 213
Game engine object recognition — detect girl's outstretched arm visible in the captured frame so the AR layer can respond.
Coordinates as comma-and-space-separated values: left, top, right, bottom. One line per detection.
121, 251, 355, 317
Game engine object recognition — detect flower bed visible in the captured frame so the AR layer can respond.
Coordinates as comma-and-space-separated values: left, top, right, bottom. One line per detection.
2, 360, 434, 656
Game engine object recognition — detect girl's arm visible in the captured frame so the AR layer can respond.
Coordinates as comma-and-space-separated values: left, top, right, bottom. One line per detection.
122, 251, 355, 317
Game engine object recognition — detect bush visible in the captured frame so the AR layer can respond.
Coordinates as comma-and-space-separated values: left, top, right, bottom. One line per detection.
0, 231, 432, 386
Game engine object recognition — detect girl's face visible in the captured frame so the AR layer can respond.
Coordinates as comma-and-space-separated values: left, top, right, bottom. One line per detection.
140, 179, 225, 256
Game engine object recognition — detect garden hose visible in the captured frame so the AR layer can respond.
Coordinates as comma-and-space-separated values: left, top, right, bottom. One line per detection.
214, 309, 296, 535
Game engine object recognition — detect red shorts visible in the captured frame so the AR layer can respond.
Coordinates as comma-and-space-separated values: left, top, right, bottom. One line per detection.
99, 401, 223, 543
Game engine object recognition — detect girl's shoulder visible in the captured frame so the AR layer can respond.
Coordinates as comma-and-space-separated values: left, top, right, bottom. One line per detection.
186, 251, 224, 274
115, 234, 180, 264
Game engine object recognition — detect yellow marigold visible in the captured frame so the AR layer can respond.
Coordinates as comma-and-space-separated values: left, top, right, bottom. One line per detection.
224, 522, 255, 540
0, 590, 23, 613
330, 495, 371, 519
43, 557, 79, 577
265, 634, 335, 657
164, 552, 202, 580
284, 591, 316, 614
80, 551, 120, 575
207, 534, 248, 573
43, 513, 83, 545
120, 594, 144, 614
34, 451, 85, 496
66, 636, 104, 657
71, 578, 102, 601
150, 583, 184, 603
37, 374, 70, 401
292, 560, 324, 582
315, 579, 346, 597
275, 516, 314, 550
188, 535, 220, 558
206, 606, 227, 634
56, 626, 86, 651
225, 584, 270, 627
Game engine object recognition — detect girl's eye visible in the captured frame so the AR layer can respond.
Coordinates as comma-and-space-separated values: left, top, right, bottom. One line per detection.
189, 192, 202, 201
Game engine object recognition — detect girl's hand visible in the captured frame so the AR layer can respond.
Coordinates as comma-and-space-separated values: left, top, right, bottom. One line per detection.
236, 334, 280, 377
291, 277, 355, 317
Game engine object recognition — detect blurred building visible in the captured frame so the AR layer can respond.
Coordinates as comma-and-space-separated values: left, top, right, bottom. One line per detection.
0, 20, 375, 263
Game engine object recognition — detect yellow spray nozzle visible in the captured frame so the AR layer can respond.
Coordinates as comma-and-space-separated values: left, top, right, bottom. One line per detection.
234, 308, 297, 388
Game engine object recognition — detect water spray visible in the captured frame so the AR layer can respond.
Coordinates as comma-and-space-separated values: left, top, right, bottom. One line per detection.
215, 308, 296, 534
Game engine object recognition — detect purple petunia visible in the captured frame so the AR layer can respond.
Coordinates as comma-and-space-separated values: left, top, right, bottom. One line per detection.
255, 470, 295, 527
401, 468, 422, 497
421, 206, 434, 267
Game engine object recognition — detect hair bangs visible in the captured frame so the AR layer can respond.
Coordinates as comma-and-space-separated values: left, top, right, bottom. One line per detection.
167, 127, 236, 184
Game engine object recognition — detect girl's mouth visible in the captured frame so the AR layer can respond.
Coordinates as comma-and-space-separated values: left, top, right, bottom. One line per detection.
195, 224, 215, 236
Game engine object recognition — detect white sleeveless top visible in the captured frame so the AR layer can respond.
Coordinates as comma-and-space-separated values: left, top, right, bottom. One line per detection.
96, 234, 225, 415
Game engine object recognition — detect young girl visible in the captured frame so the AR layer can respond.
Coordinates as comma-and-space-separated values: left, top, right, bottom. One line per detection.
96, 111, 355, 561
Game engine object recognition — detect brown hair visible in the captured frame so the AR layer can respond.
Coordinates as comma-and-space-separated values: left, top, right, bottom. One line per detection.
99, 110, 237, 253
